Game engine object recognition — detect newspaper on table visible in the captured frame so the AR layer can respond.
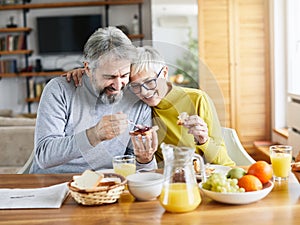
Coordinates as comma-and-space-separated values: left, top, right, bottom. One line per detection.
0, 182, 69, 209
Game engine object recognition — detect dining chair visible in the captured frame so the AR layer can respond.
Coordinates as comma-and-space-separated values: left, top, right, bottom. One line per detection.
221, 127, 256, 166
17, 149, 34, 174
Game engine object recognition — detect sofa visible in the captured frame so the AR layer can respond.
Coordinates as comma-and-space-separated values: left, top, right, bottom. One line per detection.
0, 115, 35, 173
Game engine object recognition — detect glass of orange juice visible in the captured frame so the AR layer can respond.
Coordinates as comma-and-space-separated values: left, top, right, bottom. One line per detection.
270, 145, 292, 181
113, 155, 136, 177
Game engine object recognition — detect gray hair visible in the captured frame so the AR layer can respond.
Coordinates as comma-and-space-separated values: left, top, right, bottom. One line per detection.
131, 46, 166, 75
83, 26, 136, 71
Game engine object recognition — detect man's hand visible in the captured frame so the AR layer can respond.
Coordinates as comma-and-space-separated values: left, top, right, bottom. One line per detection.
87, 113, 128, 146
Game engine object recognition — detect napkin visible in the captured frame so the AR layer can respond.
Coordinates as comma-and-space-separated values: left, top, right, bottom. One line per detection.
0, 182, 69, 209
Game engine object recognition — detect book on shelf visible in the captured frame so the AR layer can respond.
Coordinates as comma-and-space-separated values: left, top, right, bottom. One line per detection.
1, 0, 23, 5
0, 59, 17, 73
28, 77, 51, 99
0, 34, 25, 51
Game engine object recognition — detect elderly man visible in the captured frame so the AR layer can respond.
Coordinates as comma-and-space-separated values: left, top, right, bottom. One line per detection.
30, 27, 157, 174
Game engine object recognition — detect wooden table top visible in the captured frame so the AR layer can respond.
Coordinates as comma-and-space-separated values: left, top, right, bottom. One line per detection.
0, 173, 300, 225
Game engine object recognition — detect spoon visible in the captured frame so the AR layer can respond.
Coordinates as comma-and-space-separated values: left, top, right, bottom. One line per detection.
128, 120, 144, 129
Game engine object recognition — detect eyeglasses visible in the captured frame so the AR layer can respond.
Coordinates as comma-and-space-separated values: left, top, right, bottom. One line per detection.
128, 67, 164, 94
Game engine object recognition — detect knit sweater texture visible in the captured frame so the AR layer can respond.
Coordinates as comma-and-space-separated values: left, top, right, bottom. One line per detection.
30, 76, 155, 173
153, 84, 235, 167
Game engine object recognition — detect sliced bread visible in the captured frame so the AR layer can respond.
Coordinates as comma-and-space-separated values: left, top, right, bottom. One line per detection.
73, 170, 104, 189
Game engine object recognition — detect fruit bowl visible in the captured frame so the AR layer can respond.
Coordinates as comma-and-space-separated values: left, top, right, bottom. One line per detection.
199, 180, 274, 204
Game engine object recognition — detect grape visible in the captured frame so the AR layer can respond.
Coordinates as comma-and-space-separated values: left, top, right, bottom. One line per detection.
202, 173, 245, 193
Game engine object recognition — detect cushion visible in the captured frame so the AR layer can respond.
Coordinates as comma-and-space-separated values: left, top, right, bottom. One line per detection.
0, 117, 36, 127
0, 109, 13, 117
0, 126, 34, 166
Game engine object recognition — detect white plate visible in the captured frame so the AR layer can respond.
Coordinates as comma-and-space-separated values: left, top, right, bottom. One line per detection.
207, 164, 231, 175
196, 164, 231, 181
97, 168, 157, 174
97, 169, 114, 173
199, 180, 274, 204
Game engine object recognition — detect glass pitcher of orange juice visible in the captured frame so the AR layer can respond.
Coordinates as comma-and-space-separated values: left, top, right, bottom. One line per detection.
159, 143, 205, 213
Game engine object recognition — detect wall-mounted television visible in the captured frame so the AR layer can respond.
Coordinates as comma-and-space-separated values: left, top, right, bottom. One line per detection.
37, 15, 102, 54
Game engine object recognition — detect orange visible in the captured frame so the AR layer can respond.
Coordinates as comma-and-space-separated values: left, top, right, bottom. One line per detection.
238, 175, 263, 192
247, 161, 273, 184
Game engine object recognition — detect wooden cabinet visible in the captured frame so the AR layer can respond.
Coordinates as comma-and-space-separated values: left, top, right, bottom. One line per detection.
0, 0, 144, 113
198, 0, 270, 150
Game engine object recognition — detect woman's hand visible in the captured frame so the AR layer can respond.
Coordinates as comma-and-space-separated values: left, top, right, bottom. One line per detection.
182, 115, 209, 145
61, 68, 85, 87
130, 126, 158, 164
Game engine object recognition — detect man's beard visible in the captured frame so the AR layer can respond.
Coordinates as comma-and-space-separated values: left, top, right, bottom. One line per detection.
91, 75, 124, 104
99, 87, 124, 104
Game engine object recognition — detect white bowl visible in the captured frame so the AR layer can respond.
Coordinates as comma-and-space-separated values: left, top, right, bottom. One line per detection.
199, 180, 274, 204
126, 172, 164, 201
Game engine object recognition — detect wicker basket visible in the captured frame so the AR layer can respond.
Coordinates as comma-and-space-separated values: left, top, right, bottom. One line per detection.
68, 173, 126, 205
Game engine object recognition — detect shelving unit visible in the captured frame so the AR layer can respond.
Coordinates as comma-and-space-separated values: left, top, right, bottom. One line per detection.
0, 0, 144, 113
0, 26, 31, 78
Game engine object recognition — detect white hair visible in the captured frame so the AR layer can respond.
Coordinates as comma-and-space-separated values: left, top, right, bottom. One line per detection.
83, 26, 137, 72
131, 46, 165, 75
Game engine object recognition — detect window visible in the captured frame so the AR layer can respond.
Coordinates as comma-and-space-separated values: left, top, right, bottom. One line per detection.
287, 0, 300, 95
271, 0, 300, 141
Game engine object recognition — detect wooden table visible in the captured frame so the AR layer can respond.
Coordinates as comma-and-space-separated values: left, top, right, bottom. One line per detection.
0, 173, 300, 225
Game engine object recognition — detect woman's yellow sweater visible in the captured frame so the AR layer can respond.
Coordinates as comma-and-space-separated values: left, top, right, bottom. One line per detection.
153, 84, 235, 166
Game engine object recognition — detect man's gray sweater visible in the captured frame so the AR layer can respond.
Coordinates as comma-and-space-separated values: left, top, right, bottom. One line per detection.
30, 75, 155, 173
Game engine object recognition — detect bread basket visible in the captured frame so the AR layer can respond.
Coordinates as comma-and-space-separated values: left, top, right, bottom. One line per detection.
68, 173, 126, 205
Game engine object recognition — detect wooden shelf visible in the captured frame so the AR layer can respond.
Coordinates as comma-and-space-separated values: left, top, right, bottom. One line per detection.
0, 71, 64, 78
0, 73, 17, 78
0, 27, 32, 33
0, 50, 33, 56
19, 71, 65, 77
0, 0, 143, 10
128, 34, 144, 39
25, 97, 40, 103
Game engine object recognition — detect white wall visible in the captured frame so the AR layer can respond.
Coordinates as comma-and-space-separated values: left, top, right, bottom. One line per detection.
287, 0, 300, 95
0, 0, 151, 114
151, 0, 198, 76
